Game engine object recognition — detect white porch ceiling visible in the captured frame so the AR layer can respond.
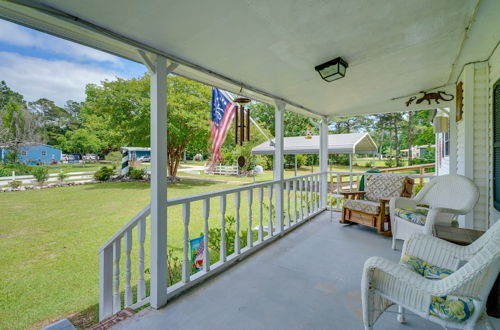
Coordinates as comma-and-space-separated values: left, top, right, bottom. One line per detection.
1, 0, 499, 118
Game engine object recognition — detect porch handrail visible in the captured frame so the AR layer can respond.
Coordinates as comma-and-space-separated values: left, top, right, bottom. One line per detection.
98, 172, 326, 320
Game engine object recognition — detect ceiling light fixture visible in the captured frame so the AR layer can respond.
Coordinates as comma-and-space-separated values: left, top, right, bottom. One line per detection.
315, 57, 348, 82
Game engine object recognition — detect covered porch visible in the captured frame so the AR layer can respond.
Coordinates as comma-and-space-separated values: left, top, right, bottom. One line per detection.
113, 212, 499, 330
1, 0, 499, 329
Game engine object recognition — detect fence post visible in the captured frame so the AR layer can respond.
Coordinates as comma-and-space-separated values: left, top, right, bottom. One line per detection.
99, 245, 113, 320
12, 171, 15, 182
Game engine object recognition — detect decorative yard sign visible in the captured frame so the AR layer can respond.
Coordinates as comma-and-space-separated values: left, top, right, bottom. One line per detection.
190, 235, 204, 273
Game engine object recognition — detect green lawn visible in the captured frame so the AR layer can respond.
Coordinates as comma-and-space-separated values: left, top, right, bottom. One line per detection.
0, 163, 430, 329
0, 178, 252, 330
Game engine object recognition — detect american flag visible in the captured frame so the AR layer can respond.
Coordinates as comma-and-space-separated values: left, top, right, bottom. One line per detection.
210, 88, 236, 163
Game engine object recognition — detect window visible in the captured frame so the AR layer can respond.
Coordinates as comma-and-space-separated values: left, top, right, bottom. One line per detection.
442, 131, 450, 157
494, 79, 500, 211
41, 151, 47, 156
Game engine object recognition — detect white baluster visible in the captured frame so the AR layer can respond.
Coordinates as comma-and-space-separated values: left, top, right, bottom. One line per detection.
247, 189, 253, 248
235, 192, 241, 254
113, 239, 121, 313
268, 185, 273, 237
305, 177, 309, 216
182, 202, 191, 283
220, 195, 227, 262
309, 175, 314, 215
293, 180, 297, 225
124, 230, 133, 307
286, 180, 290, 228
299, 179, 303, 221
137, 217, 146, 301
203, 199, 210, 271
314, 175, 319, 211
258, 187, 264, 242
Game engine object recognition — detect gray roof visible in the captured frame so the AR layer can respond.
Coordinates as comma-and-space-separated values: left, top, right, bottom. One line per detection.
252, 133, 377, 155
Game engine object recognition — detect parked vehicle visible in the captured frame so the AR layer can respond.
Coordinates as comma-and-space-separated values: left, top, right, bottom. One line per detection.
138, 156, 151, 162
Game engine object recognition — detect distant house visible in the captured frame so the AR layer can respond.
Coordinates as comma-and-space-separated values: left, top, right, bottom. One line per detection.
0, 144, 62, 165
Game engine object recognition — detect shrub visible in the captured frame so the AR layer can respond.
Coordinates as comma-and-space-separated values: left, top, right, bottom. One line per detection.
105, 151, 122, 163
365, 161, 373, 168
94, 166, 114, 181
57, 170, 68, 183
384, 158, 395, 168
206, 215, 249, 257
129, 167, 146, 180
8, 180, 21, 189
32, 167, 49, 185
0, 164, 33, 177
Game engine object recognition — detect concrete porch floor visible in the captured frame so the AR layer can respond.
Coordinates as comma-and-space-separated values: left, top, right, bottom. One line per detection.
114, 211, 500, 330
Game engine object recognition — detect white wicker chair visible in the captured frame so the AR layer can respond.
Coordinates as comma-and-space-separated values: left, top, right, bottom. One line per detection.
361, 219, 500, 330
390, 174, 479, 250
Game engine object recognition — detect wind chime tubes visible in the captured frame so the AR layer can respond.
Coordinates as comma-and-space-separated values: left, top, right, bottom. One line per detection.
234, 97, 251, 146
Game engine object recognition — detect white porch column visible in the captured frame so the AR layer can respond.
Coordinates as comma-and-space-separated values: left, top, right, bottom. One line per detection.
149, 55, 168, 308
274, 101, 285, 234
319, 116, 329, 208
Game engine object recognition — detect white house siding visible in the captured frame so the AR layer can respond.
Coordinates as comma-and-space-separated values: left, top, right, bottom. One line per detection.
456, 120, 465, 175
436, 133, 449, 175
454, 63, 489, 230
472, 62, 490, 231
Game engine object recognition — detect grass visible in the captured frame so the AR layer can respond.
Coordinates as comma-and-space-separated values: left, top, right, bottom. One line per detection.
0, 162, 431, 329
0, 178, 249, 329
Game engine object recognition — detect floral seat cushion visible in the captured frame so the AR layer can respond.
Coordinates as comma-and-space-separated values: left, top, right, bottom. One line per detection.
394, 207, 429, 226
343, 199, 389, 215
400, 254, 475, 322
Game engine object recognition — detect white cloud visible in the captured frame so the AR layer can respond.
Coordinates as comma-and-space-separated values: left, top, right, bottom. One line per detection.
0, 51, 120, 105
0, 20, 121, 65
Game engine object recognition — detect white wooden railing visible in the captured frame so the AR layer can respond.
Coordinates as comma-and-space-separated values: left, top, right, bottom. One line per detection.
99, 172, 326, 320
0, 169, 120, 187
204, 164, 239, 176
327, 171, 436, 211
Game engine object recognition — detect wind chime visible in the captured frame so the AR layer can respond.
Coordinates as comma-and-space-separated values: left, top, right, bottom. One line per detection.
234, 97, 251, 146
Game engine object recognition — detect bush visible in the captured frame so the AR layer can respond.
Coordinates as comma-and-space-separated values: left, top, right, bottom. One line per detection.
94, 166, 114, 181
8, 180, 21, 189
384, 158, 395, 168
365, 161, 373, 168
330, 154, 349, 166
105, 151, 122, 163
129, 167, 146, 180
32, 167, 49, 185
206, 215, 249, 257
57, 170, 68, 183
0, 164, 33, 177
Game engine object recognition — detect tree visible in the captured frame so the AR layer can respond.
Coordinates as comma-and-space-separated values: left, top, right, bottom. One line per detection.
0, 80, 25, 109
0, 101, 41, 152
28, 98, 74, 145
249, 102, 316, 137
57, 128, 103, 155
80, 74, 211, 177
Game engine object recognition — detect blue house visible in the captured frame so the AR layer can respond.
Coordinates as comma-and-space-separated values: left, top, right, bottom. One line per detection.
0, 144, 62, 165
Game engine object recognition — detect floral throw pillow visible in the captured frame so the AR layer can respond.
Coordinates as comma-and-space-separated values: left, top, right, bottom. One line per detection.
400, 254, 475, 323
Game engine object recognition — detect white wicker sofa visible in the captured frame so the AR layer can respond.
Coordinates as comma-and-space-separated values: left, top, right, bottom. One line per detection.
361, 219, 500, 330
390, 174, 479, 250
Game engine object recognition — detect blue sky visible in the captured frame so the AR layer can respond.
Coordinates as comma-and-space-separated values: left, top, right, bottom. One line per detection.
0, 19, 146, 106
